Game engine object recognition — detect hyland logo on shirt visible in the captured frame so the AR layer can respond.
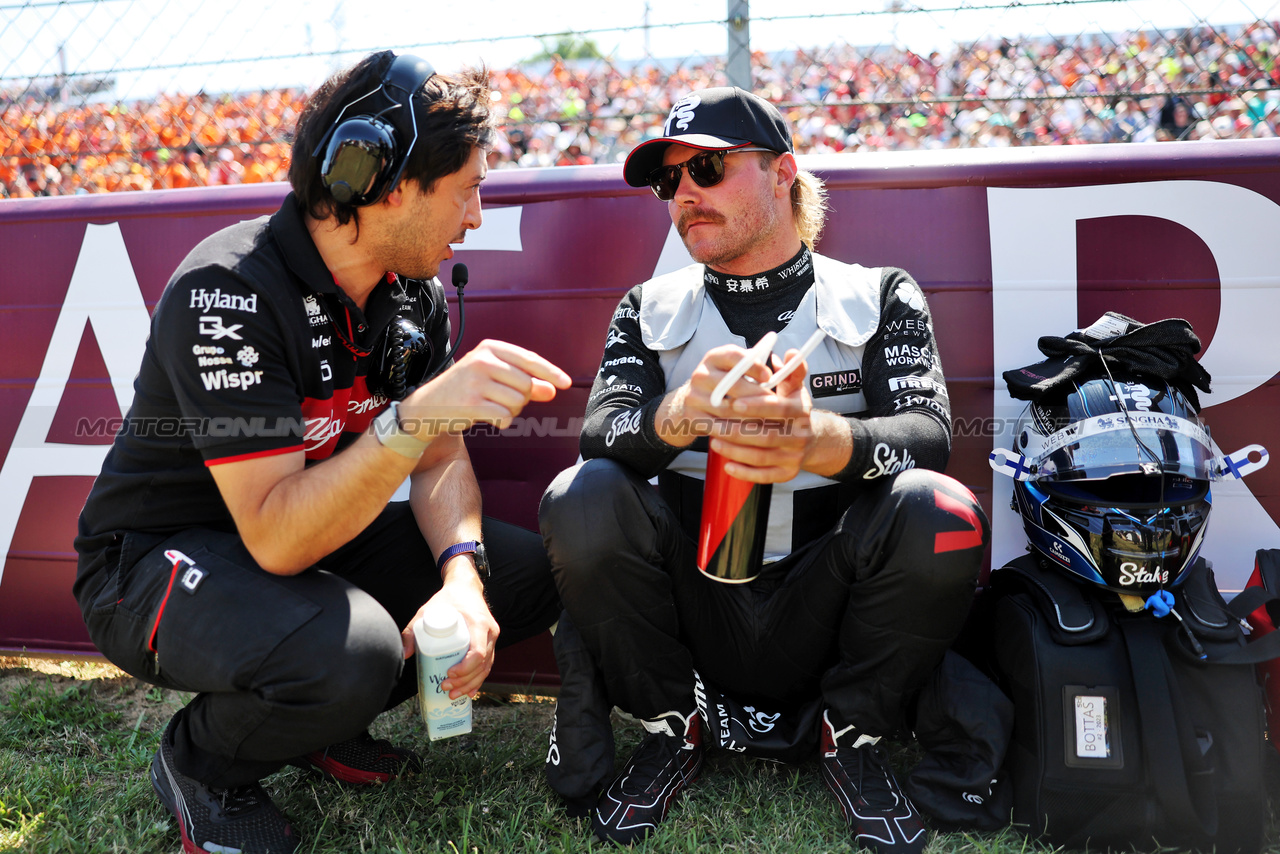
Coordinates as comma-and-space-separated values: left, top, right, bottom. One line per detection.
189, 288, 257, 314
809, 370, 862, 398
303, 295, 327, 327
198, 315, 244, 340
200, 369, 265, 391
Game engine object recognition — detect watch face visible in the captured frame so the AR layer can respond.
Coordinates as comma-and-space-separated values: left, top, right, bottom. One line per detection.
473, 542, 490, 578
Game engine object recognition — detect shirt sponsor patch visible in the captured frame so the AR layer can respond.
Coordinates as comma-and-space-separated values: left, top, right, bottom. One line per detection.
303, 295, 326, 327
863, 443, 917, 480
605, 409, 644, 447
809, 370, 863, 397
198, 315, 244, 340
189, 288, 257, 314
200, 369, 264, 391
883, 343, 933, 369
881, 318, 932, 339
889, 375, 947, 395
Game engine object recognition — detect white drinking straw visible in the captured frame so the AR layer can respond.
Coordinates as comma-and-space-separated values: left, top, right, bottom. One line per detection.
709, 331, 778, 408
760, 329, 827, 391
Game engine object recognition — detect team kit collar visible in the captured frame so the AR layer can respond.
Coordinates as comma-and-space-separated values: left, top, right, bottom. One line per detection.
270, 192, 415, 352
702, 246, 814, 299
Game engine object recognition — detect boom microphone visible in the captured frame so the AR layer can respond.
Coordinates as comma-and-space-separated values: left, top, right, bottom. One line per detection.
427, 263, 468, 379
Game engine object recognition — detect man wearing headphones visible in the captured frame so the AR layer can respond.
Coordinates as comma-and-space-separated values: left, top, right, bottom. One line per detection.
73, 51, 569, 853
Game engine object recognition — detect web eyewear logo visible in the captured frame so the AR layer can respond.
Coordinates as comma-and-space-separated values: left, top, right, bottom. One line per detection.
198, 315, 243, 340
665, 95, 702, 134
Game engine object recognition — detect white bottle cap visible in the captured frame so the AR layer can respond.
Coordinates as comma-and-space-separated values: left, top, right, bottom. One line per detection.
420, 601, 462, 638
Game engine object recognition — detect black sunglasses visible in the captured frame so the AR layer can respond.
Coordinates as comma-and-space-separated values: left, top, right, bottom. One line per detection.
648, 146, 775, 201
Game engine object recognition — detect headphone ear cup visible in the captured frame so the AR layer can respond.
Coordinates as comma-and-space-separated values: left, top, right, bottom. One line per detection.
320, 116, 398, 206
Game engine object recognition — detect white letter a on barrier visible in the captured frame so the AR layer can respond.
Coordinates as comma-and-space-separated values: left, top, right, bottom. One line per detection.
0, 222, 150, 584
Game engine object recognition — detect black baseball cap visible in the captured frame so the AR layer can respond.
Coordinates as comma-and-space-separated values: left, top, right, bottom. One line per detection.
623, 87, 794, 187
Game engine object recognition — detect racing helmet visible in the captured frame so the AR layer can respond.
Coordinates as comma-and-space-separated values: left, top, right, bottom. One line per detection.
1009, 375, 1213, 594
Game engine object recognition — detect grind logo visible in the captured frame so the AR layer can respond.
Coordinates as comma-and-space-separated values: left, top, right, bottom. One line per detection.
809, 370, 862, 397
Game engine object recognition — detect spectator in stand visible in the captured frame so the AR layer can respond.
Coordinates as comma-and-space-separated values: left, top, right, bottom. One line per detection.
6, 19, 1280, 199
209, 146, 244, 185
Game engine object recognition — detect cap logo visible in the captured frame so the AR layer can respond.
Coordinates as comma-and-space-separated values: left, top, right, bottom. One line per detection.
665, 95, 702, 135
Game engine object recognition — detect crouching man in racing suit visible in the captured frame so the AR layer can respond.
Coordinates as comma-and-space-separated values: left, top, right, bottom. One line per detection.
539, 87, 989, 852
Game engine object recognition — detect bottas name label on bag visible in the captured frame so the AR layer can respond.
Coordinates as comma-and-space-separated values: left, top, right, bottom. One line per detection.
1064, 685, 1123, 769
1073, 695, 1109, 758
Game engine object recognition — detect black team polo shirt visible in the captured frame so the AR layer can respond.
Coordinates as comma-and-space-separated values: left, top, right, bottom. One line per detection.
74, 193, 452, 578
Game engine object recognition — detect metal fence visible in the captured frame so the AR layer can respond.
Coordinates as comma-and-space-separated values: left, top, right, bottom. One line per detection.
2, 0, 1279, 197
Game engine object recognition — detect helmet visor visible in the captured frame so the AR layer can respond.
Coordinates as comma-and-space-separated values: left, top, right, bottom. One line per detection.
1031, 412, 1217, 483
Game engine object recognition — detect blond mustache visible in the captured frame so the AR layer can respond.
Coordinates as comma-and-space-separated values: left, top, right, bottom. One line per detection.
677, 208, 726, 237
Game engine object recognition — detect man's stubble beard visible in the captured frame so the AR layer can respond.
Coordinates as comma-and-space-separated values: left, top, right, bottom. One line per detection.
374, 204, 444, 281
677, 196, 781, 271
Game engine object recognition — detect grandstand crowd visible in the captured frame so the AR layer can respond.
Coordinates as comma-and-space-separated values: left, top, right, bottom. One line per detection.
4, 22, 1279, 198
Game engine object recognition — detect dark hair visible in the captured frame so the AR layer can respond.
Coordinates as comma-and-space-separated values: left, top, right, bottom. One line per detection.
289, 50, 494, 226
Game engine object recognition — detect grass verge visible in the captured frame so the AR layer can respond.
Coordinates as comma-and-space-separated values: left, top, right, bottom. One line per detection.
0, 657, 1275, 853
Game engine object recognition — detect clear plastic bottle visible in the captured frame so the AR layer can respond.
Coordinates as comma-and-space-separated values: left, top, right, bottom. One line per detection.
414, 601, 472, 741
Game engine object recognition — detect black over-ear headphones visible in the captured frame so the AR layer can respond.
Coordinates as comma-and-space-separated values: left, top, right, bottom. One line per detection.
315, 52, 436, 207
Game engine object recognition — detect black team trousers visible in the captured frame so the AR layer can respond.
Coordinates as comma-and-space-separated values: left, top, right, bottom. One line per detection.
76, 502, 559, 787
539, 458, 988, 737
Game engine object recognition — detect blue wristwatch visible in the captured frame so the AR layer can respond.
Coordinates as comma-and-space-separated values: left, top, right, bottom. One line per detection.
437, 540, 489, 579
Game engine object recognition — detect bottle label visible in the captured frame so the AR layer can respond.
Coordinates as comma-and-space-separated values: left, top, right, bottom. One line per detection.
416, 643, 472, 740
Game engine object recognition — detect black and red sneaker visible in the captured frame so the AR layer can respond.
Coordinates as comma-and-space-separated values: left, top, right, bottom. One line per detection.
299, 730, 422, 785
820, 709, 927, 854
593, 710, 703, 845
150, 718, 299, 854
